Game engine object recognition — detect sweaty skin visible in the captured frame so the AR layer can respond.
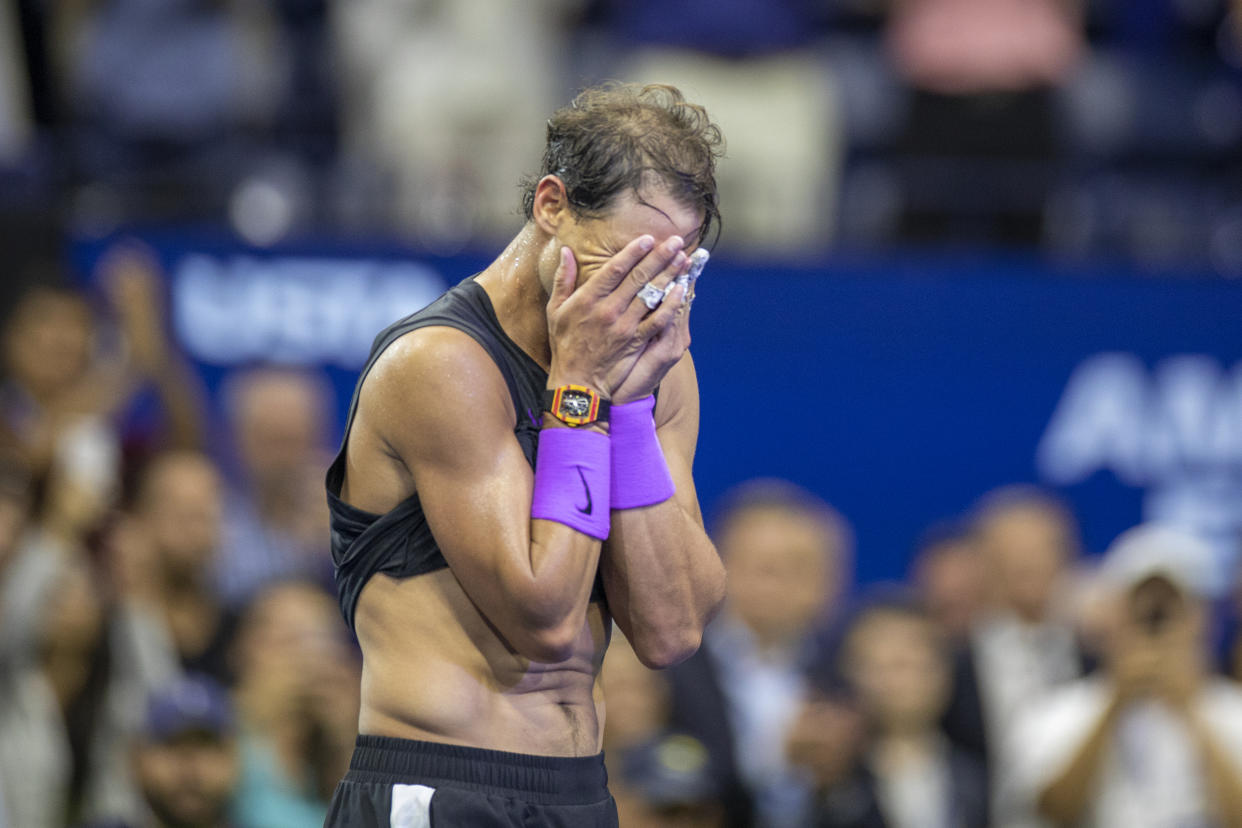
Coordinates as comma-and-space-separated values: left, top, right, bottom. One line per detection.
336, 179, 726, 757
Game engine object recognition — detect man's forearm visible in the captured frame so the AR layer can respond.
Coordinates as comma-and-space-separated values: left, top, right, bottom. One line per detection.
599, 367, 723, 668
601, 501, 725, 669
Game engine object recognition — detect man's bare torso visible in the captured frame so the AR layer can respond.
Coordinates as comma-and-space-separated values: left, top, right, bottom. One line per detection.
339, 329, 610, 758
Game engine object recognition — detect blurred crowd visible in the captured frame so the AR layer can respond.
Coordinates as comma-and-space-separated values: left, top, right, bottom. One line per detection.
1, 252, 1241, 827
0, 247, 357, 827
1, 0, 1241, 273
3, 1, 1242, 827
602, 483, 1242, 828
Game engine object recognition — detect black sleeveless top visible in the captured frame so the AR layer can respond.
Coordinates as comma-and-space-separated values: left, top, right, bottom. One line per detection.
325, 278, 607, 631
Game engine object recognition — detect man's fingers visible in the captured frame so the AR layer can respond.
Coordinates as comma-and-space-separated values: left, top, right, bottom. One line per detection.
636, 282, 687, 340
587, 234, 657, 295
625, 236, 685, 298
548, 246, 577, 309
625, 246, 688, 320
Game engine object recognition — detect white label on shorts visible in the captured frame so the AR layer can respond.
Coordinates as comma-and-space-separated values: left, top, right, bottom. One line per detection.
390, 784, 436, 828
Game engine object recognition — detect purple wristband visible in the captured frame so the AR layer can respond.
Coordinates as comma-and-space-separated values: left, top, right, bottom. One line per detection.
610, 395, 675, 510
531, 427, 611, 540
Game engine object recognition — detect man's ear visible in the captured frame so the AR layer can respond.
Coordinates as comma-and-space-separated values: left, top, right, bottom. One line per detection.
531, 175, 570, 235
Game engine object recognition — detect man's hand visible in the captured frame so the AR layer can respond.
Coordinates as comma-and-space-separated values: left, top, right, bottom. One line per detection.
612, 278, 691, 404
546, 235, 688, 397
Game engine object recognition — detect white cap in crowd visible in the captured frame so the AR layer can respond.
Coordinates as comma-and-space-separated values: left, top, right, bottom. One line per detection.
1098, 522, 1217, 599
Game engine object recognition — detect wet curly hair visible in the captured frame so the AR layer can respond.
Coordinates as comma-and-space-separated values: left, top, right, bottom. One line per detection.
521, 83, 724, 246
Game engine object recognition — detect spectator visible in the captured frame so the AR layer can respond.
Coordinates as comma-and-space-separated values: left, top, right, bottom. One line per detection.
1227, 578, 1241, 681
0, 428, 116, 677
230, 580, 358, 828
214, 367, 333, 608
0, 452, 28, 552
91, 242, 206, 458
603, 632, 725, 828
0, 556, 145, 826
0, 281, 120, 486
113, 451, 236, 687
792, 594, 989, 828
614, 737, 728, 828
885, 0, 1085, 245
0, 450, 36, 657
82, 673, 241, 828
910, 521, 986, 644
784, 681, 866, 823
603, 631, 673, 762
887, 0, 1082, 95
941, 486, 1088, 797
0, 0, 32, 165
1, 249, 202, 487
1001, 523, 1242, 827
667, 479, 851, 827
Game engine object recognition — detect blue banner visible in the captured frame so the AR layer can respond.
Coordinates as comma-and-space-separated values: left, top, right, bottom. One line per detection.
73, 233, 1242, 591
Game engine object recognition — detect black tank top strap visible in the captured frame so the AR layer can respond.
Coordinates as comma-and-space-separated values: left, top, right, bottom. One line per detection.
328, 279, 532, 489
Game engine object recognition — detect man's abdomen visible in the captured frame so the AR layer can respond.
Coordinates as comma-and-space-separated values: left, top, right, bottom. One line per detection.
353, 570, 608, 757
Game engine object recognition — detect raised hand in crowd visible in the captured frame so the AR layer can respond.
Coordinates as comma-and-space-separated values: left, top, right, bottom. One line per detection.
94, 240, 205, 451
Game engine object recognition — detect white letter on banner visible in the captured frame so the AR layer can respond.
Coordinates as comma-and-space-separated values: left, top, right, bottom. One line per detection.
236, 257, 282, 361
174, 254, 249, 365
1036, 353, 1149, 486
1147, 356, 1226, 477
319, 263, 369, 365
354, 264, 445, 364
171, 254, 447, 367
273, 259, 330, 363
1225, 364, 1242, 467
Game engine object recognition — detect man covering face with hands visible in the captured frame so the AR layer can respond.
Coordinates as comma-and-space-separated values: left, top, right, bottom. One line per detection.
323, 83, 727, 828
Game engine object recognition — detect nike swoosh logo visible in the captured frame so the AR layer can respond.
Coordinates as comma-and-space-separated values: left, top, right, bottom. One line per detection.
527, 408, 541, 427
575, 467, 593, 515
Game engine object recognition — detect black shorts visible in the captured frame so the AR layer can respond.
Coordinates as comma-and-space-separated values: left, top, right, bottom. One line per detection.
324, 735, 618, 827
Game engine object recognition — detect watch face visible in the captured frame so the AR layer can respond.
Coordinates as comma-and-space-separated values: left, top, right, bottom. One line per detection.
561, 392, 592, 418
548, 385, 601, 426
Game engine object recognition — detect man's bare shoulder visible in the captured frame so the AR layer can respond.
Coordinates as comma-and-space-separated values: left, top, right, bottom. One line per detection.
357, 325, 516, 461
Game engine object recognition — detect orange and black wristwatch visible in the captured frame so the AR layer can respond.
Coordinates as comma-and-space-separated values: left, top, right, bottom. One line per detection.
543, 385, 610, 427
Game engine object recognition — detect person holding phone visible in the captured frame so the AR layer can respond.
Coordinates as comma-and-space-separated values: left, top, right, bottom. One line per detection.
1000, 524, 1242, 828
